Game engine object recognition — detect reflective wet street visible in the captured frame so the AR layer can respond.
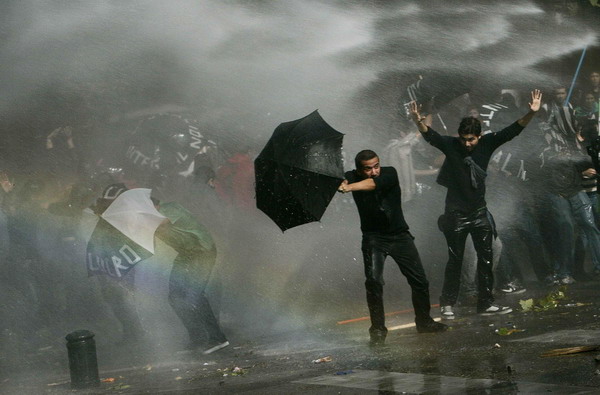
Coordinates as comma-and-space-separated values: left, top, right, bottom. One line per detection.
3, 280, 600, 394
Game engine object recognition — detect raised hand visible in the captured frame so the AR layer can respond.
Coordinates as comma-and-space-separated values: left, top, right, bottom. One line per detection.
408, 101, 425, 124
529, 89, 542, 112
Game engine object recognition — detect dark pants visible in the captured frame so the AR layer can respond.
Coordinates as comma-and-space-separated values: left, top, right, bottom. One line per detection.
547, 191, 600, 277
574, 191, 600, 275
439, 208, 494, 311
496, 202, 551, 285
99, 249, 227, 346
168, 249, 227, 345
361, 232, 433, 335
97, 272, 145, 340
495, 232, 524, 288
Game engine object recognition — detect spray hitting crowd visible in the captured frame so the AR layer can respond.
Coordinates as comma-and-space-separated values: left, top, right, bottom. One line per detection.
0, 67, 599, 352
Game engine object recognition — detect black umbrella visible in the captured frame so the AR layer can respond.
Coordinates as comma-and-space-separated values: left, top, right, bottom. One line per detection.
255, 110, 344, 231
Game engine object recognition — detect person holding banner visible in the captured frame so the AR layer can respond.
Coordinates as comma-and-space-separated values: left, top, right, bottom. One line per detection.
152, 198, 229, 354
89, 184, 228, 354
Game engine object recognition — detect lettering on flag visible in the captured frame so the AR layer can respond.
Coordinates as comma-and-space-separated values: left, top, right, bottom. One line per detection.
86, 218, 152, 279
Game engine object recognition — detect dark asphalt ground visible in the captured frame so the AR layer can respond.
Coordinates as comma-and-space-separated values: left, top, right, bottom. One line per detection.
3, 280, 600, 394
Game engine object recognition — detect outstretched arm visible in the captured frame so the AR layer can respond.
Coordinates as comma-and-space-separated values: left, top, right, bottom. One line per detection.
517, 89, 542, 127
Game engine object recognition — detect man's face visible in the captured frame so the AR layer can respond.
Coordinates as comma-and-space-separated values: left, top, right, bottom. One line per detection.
590, 72, 600, 87
459, 134, 480, 152
553, 88, 567, 104
358, 157, 381, 178
585, 93, 596, 107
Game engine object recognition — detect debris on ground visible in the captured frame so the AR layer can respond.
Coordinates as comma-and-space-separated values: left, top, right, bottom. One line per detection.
335, 370, 355, 375
541, 345, 600, 357
495, 327, 525, 336
519, 299, 534, 312
101, 378, 116, 383
520, 286, 567, 312
312, 356, 333, 363
47, 380, 69, 386
217, 366, 248, 377
231, 367, 245, 376
493, 343, 501, 348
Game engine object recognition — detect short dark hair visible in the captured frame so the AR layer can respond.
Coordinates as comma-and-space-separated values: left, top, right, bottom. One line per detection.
458, 117, 482, 136
355, 150, 378, 170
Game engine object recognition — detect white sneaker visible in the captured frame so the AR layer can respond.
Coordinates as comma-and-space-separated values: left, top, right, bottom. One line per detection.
499, 282, 527, 295
440, 305, 455, 320
560, 276, 576, 285
479, 304, 512, 316
203, 341, 230, 355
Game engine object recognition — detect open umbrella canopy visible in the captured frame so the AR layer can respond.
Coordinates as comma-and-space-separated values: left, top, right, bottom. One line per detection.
255, 110, 344, 231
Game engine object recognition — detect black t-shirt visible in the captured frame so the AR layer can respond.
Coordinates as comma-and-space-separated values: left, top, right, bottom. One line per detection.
345, 166, 409, 235
422, 121, 524, 213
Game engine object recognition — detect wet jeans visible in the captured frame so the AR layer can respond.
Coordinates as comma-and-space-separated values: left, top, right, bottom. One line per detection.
361, 232, 433, 334
547, 191, 600, 276
99, 249, 227, 346
97, 272, 145, 340
574, 192, 600, 274
496, 202, 552, 285
169, 249, 227, 345
439, 208, 494, 311
461, 236, 502, 296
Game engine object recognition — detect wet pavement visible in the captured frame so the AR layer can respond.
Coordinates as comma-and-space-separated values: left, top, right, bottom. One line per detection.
3, 280, 600, 394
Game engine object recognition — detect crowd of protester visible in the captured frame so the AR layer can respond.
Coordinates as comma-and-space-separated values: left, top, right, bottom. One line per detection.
0, 65, 598, 354
385, 70, 600, 301
0, 112, 256, 356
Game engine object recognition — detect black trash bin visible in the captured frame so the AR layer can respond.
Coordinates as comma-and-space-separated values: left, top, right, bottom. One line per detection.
65, 330, 100, 389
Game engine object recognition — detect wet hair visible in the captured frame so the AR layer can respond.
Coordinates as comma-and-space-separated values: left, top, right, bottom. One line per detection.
457, 117, 482, 136
355, 150, 378, 170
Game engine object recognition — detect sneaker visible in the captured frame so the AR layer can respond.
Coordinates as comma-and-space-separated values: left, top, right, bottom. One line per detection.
416, 321, 448, 333
203, 340, 229, 355
440, 305, 455, 320
544, 275, 560, 286
560, 276, 576, 285
499, 282, 526, 295
479, 304, 513, 316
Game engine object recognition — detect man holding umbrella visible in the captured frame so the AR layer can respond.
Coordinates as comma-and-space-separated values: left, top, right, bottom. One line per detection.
339, 151, 447, 346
